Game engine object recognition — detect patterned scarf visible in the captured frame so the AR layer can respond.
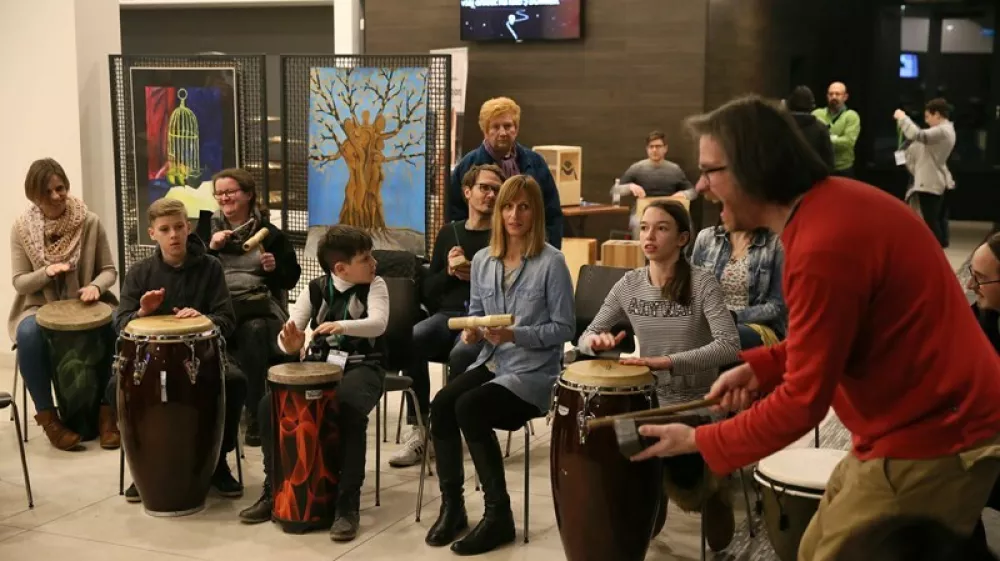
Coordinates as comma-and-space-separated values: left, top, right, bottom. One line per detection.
483, 140, 520, 179
15, 196, 87, 269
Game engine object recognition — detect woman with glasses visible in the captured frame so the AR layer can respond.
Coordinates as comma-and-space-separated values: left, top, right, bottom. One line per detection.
206, 168, 300, 446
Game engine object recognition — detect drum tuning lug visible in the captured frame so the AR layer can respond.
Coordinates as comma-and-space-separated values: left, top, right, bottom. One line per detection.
112, 355, 127, 378
184, 342, 200, 384
133, 359, 147, 384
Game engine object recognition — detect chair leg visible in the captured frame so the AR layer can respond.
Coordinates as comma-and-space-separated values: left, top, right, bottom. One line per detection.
739, 467, 755, 538
395, 393, 405, 444
415, 417, 431, 522
22, 377, 28, 442
10, 403, 33, 508
235, 440, 244, 486
505, 431, 513, 458
375, 397, 381, 507
10, 354, 17, 421
814, 425, 820, 448
405, 388, 432, 476
382, 392, 388, 443
700, 508, 707, 561
523, 423, 529, 544
119, 447, 125, 495
528, 420, 535, 436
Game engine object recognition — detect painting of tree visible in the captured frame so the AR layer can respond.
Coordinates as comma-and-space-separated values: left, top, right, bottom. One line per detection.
307, 66, 428, 251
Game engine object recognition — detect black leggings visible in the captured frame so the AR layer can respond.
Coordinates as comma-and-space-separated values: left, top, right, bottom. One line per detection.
430, 365, 539, 445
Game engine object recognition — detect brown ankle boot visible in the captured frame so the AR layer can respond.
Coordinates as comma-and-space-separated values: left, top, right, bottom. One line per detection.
35, 409, 81, 451
99, 405, 120, 449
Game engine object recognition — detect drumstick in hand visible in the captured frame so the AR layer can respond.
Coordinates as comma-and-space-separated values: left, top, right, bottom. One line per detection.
586, 398, 720, 430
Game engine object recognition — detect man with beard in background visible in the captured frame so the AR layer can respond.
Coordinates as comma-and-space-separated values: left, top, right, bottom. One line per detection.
812, 82, 861, 177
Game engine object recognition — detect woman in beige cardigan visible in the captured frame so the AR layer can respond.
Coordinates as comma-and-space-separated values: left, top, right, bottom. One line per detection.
9, 158, 119, 451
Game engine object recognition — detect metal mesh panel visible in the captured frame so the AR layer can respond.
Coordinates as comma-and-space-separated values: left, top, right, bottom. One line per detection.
109, 54, 268, 281
281, 55, 451, 300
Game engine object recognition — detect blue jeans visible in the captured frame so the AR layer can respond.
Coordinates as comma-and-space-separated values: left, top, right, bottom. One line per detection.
737, 323, 764, 350
405, 311, 483, 425
16, 315, 55, 412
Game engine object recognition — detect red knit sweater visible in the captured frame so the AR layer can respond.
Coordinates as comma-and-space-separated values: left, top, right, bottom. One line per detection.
695, 178, 1000, 475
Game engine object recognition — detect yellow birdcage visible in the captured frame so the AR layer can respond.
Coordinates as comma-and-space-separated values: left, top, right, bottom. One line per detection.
167, 88, 200, 186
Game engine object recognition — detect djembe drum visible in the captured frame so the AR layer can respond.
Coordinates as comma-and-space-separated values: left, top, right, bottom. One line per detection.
550, 360, 663, 561
268, 362, 343, 533
35, 300, 114, 441
116, 315, 225, 517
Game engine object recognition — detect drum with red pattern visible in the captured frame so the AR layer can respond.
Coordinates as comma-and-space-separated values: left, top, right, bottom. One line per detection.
268, 362, 343, 533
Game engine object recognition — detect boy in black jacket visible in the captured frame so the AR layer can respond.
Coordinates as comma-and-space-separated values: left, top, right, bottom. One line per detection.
109, 198, 246, 502
239, 225, 387, 543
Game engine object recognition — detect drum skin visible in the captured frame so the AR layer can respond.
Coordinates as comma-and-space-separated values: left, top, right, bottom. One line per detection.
118, 334, 224, 516
550, 381, 663, 561
270, 380, 341, 533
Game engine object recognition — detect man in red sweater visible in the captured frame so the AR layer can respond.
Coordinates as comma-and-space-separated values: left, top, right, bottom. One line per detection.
632, 96, 1000, 561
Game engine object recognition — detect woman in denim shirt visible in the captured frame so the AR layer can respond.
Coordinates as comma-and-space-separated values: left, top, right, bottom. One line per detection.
426, 175, 575, 555
690, 224, 787, 348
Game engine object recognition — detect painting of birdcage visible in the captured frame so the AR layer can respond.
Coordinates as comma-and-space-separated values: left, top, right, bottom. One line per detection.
129, 67, 239, 244
306, 66, 428, 255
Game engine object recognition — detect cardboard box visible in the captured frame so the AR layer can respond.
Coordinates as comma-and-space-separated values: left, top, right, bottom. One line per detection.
534, 145, 582, 206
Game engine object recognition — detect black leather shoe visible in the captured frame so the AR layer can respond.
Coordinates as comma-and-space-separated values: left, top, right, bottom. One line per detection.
449, 507, 515, 556
124, 483, 141, 503
330, 511, 360, 542
238, 483, 272, 524
450, 437, 515, 555
425, 497, 469, 546
211, 460, 244, 498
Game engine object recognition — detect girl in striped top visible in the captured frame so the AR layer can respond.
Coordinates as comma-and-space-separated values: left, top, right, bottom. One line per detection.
579, 199, 740, 394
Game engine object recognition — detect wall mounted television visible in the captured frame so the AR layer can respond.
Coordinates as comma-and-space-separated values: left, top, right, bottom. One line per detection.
900, 53, 919, 79
460, 0, 582, 42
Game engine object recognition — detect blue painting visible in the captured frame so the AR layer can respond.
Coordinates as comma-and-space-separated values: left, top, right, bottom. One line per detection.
308, 67, 428, 252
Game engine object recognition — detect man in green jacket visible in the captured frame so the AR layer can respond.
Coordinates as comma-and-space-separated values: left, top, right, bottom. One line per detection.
812, 81, 861, 177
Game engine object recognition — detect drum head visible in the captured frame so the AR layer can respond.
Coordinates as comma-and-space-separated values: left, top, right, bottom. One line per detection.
35, 300, 113, 331
268, 362, 344, 385
562, 360, 654, 388
756, 448, 847, 494
124, 315, 217, 337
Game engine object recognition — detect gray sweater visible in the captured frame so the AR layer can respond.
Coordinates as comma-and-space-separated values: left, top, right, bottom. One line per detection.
620, 159, 696, 198
900, 116, 956, 196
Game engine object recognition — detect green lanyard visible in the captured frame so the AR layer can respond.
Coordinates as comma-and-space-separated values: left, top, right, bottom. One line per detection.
896, 124, 905, 151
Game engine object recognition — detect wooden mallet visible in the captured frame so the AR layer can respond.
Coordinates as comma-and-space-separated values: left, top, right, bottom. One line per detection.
447, 314, 515, 329
243, 228, 270, 252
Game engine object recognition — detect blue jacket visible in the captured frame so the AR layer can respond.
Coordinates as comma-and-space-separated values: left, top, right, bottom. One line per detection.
690, 226, 787, 338
466, 243, 576, 412
448, 143, 564, 248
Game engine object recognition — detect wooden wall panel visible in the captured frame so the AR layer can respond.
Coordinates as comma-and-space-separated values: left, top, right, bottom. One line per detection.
365, 0, 709, 205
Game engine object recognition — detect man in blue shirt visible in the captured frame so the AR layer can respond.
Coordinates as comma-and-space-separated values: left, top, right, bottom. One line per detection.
447, 97, 563, 248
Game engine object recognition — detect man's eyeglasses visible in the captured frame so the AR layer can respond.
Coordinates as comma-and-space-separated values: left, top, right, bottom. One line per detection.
476, 183, 501, 195
214, 189, 242, 200
967, 265, 1000, 289
698, 165, 728, 187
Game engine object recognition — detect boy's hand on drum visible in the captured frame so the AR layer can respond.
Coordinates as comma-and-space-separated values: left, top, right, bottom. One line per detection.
461, 327, 482, 345
173, 307, 202, 319
705, 363, 760, 414
314, 321, 344, 336
45, 263, 72, 277
138, 288, 165, 317
588, 331, 626, 352
78, 285, 101, 303
280, 322, 306, 354
483, 326, 514, 345
619, 355, 673, 371
209, 230, 233, 250
630, 424, 697, 462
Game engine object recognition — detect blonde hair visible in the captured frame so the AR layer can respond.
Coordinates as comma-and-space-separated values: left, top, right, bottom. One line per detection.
489, 175, 546, 259
24, 158, 69, 203
148, 198, 188, 225
478, 97, 521, 135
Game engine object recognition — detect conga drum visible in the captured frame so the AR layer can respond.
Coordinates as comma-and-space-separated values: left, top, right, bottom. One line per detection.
116, 315, 225, 517
550, 360, 663, 561
268, 362, 343, 533
754, 447, 847, 561
35, 300, 114, 441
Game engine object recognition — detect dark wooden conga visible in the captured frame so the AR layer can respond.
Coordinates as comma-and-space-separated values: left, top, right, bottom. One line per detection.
117, 315, 224, 517
268, 362, 343, 533
36, 300, 114, 441
550, 360, 663, 561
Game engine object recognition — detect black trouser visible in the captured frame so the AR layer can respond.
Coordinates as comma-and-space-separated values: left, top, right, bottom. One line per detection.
832, 167, 855, 178
430, 365, 539, 446
105, 355, 247, 456
404, 311, 482, 425
916, 192, 948, 247
229, 317, 279, 423
258, 363, 384, 514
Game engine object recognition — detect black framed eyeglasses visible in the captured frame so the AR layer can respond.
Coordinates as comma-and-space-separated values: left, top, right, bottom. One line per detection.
476, 183, 501, 194
698, 165, 728, 186
967, 265, 1000, 289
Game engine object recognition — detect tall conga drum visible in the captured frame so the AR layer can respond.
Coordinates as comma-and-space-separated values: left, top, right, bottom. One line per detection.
550, 360, 663, 561
116, 315, 225, 517
268, 362, 343, 533
754, 447, 846, 561
36, 300, 114, 441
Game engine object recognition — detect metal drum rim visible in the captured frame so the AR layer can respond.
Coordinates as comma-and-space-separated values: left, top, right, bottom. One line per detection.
120, 329, 219, 343
556, 377, 655, 395
752, 466, 827, 500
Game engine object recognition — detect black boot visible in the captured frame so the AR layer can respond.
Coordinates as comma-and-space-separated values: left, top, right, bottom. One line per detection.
238, 477, 272, 524
450, 436, 515, 556
425, 436, 469, 546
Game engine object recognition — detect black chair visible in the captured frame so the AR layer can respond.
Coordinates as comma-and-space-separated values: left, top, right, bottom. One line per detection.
9, 345, 28, 441
0, 390, 33, 508
573, 265, 637, 353
373, 276, 432, 506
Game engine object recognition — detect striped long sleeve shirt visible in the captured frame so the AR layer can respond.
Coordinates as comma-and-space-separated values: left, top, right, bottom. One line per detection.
580, 266, 740, 395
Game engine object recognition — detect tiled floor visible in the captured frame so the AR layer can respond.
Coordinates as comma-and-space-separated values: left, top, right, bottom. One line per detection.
0, 220, 992, 561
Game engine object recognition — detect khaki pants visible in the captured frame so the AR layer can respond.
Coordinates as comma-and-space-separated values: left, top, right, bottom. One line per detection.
798, 434, 1000, 561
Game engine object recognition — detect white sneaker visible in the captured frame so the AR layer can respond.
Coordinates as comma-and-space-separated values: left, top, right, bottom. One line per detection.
389, 426, 427, 467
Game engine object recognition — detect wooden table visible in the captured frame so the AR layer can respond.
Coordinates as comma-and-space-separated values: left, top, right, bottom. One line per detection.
562, 204, 631, 249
